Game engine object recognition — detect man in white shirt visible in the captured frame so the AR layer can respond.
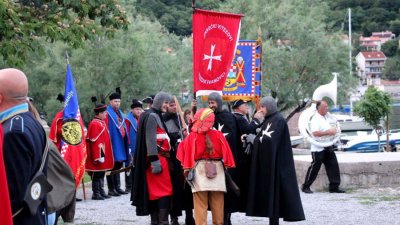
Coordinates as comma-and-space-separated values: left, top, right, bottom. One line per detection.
301, 100, 345, 194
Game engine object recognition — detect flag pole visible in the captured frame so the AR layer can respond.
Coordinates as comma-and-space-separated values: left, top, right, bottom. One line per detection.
65, 51, 70, 65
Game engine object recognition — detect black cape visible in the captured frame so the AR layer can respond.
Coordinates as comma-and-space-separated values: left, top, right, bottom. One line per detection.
214, 110, 244, 213
131, 109, 154, 216
246, 112, 305, 221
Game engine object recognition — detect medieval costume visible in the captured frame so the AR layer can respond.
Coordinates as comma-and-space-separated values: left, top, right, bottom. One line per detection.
107, 92, 130, 196
132, 92, 174, 225
0, 124, 13, 225
1, 103, 48, 225
246, 97, 305, 224
163, 104, 195, 225
208, 92, 243, 225
86, 104, 115, 200
177, 108, 235, 225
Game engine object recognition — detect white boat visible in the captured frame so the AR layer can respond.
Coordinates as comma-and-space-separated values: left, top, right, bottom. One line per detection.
290, 135, 304, 147
341, 129, 400, 152
333, 114, 372, 131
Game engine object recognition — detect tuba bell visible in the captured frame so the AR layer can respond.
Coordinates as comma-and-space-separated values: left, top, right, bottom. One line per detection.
298, 73, 341, 147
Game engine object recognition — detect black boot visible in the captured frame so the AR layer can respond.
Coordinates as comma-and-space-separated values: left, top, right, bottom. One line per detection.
107, 175, 120, 196
150, 210, 159, 225
269, 217, 279, 225
99, 178, 111, 199
185, 210, 195, 225
114, 174, 129, 195
92, 180, 104, 200
171, 216, 180, 225
125, 169, 132, 192
159, 209, 170, 225
224, 212, 232, 225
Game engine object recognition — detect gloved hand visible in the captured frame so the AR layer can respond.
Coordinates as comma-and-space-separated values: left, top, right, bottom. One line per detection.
97, 157, 105, 163
129, 147, 132, 154
151, 160, 162, 174
246, 134, 256, 145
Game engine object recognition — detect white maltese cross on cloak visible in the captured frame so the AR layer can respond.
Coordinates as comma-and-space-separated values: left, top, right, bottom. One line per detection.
259, 123, 274, 143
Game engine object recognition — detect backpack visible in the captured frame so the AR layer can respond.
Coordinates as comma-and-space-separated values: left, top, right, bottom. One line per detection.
46, 140, 76, 213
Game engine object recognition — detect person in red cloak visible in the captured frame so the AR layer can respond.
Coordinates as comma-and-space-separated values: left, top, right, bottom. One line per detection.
177, 108, 235, 225
0, 125, 13, 225
86, 103, 115, 200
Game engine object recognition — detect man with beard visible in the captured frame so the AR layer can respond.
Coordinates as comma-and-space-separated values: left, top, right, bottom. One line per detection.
207, 92, 242, 225
163, 100, 195, 225
132, 92, 174, 225
107, 91, 130, 196
246, 96, 305, 225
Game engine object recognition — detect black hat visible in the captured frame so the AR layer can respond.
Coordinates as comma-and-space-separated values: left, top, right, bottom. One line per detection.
56, 93, 64, 103
131, 99, 143, 109
109, 92, 121, 101
94, 103, 107, 114
142, 95, 155, 104
232, 99, 247, 109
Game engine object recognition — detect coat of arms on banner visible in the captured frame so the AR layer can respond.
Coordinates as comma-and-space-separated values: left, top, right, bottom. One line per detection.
223, 40, 262, 101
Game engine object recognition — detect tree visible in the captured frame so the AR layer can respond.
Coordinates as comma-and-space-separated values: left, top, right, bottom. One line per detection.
381, 39, 399, 57
23, 16, 192, 124
353, 87, 392, 151
390, 20, 400, 36
221, 0, 357, 111
383, 56, 400, 81
0, 0, 129, 66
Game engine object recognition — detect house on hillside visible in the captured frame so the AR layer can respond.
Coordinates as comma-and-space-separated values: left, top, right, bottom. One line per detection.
359, 31, 396, 51
356, 51, 387, 86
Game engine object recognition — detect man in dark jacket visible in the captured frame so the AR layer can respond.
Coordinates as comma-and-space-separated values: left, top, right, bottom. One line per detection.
208, 92, 242, 225
246, 96, 305, 225
0, 68, 48, 225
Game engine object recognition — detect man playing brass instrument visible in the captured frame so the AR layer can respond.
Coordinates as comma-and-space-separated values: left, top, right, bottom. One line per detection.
302, 100, 345, 194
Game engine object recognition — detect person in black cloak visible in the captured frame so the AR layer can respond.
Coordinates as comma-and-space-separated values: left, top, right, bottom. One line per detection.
207, 92, 243, 225
131, 92, 174, 225
245, 96, 305, 225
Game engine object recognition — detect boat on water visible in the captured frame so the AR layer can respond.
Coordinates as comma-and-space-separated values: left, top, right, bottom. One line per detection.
333, 114, 372, 131
341, 129, 400, 152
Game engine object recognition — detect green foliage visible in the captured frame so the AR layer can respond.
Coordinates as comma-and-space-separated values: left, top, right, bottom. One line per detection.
134, 0, 224, 36
383, 56, 400, 80
381, 40, 399, 57
390, 20, 400, 36
23, 16, 192, 124
353, 87, 391, 129
0, 0, 129, 66
221, 0, 357, 111
324, 0, 400, 35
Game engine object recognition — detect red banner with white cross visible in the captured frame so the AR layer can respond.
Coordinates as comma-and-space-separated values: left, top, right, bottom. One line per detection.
193, 9, 242, 96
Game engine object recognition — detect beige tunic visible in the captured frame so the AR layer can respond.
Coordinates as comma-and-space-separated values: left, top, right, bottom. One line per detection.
190, 160, 226, 193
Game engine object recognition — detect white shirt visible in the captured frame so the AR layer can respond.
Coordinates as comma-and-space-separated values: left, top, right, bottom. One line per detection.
310, 112, 333, 152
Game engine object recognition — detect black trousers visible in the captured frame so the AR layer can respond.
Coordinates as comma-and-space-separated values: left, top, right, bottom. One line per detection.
303, 147, 341, 190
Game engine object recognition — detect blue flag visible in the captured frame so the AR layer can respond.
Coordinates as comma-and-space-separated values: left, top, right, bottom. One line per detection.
63, 64, 80, 120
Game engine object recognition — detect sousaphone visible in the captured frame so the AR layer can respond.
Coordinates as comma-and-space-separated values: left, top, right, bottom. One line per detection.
298, 73, 341, 147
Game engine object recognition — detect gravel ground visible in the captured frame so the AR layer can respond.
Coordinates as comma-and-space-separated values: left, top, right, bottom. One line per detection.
63, 182, 400, 225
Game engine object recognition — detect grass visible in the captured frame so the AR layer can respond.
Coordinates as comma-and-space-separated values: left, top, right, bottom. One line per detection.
355, 194, 400, 205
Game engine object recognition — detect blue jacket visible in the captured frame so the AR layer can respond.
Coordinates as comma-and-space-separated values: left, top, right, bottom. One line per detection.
107, 106, 129, 163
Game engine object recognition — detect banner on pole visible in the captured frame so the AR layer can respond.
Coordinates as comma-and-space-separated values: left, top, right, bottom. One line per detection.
222, 40, 262, 101
60, 64, 87, 187
193, 9, 242, 96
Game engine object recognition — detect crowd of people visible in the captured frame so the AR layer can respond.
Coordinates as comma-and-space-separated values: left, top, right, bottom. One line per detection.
4, 67, 354, 225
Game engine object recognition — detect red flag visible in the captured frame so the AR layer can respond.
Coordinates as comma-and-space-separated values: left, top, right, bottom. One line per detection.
193, 9, 242, 95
